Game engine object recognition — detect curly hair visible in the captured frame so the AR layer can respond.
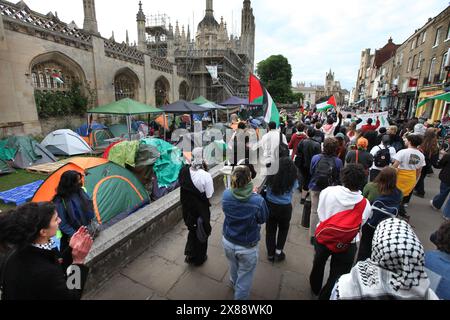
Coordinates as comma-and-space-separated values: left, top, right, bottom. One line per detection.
435, 221, 450, 254
231, 166, 251, 189
322, 138, 339, 156
266, 157, 298, 195
341, 164, 366, 191
0, 202, 55, 252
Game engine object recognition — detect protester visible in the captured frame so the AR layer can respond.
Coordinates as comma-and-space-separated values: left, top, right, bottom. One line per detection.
331, 218, 438, 300
0, 202, 93, 300
288, 123, 307, 160
361, 117, 380, 134
369, 135, 396, 182
347, 122, 358, 141
415, 128, 440, 198
425, 221, 450, 300
222, 166, 269, 300
228, 122, 257, 179
430, 150, 450, 221
285, 119, 297, 143
388, 125, 404, 152
358, 167, 403, 261
345, 138, 373, 184
335, 133, 347, 164
309, 164, 372, 300
314, 122, 325, 143
179, 148, 214, 266
265, 157, 298, 262
53, 171, 98, 254
322, 113, 343, 140
254, 121, 287, 177
393, 134, 426, 217
309, 138, 344, 242
295, 127, 322, 204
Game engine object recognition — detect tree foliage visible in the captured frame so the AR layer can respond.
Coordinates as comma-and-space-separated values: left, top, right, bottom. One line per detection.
256, 55, 296, 103
35, 82, 90, 119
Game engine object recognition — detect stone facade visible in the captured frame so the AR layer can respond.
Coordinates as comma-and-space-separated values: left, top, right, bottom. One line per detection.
0, 0, 189, 135
142, 0, 256, 102
354, 6, 450, 120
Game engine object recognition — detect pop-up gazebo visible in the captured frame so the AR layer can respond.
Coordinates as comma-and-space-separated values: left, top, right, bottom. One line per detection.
87, 98, 164, 141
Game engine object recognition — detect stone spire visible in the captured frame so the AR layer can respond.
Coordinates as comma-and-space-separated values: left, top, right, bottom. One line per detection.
241, 0, 255, 69
186, 25, 191, 43
110, 30, 115, 41
83, 0, 99, 34
136, 1, 146, 51
175, 21, 180, 41
206, 0, 213, 16
126, 30, 130, 45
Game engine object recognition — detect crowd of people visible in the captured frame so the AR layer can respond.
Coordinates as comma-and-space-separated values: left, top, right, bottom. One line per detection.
0, 107, 449, 301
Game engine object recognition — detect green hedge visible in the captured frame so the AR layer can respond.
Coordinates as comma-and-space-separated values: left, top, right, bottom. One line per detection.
35, 82, 88, 119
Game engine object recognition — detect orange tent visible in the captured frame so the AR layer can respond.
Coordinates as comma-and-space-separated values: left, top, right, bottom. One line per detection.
32, 157, 108, 203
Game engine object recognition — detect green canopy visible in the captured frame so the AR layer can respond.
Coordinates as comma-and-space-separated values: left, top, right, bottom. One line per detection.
417, 92, 450, 108
88, 98, 164, 115
191, 96, 226, 110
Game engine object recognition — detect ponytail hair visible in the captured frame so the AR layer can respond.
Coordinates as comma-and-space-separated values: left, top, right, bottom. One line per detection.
0, 202, 55, 252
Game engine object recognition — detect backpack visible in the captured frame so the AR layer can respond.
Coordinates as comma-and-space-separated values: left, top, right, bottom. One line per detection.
374, 146, 391, 168
367, 200, 398, 229
314, 156, 338, 191
315, 199, 367, 253
279, 131, 290, 158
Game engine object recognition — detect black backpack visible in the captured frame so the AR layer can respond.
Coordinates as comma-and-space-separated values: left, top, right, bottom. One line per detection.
279, 131, 290, 158
374, 146, 391, 168
314, 156, 338, 191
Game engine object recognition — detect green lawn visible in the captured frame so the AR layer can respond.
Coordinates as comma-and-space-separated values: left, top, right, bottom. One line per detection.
0, 170, 47, 212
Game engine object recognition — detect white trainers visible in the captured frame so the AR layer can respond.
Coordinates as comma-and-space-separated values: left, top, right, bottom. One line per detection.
430, 200, 440, 211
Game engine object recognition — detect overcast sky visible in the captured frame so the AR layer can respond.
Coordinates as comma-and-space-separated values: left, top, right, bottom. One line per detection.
23, 0, 448, 90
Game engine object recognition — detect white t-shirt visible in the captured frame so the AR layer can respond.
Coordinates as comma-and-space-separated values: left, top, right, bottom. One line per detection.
393, 148, 426, 171
190, 168, 214, 199
370, 144, 397, 170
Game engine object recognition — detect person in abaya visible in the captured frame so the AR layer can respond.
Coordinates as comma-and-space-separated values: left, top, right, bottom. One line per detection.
179, 148, 214, 266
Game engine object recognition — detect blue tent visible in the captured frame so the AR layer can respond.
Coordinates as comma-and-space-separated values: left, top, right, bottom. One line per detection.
76, 122, 107, 137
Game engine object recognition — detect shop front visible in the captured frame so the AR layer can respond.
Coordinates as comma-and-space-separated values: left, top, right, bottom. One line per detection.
416, 87, 445, 122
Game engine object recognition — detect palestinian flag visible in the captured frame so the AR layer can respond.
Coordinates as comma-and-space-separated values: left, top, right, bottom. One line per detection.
249, 74, 280, 126
316, 95, 337, 112
51, 70, 64, 84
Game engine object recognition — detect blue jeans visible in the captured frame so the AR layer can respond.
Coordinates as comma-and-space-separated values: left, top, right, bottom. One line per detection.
222, 237, 258, 300
433, 182, 450, 218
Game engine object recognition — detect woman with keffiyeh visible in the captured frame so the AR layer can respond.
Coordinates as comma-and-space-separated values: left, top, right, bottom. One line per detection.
331, 218, 438, 300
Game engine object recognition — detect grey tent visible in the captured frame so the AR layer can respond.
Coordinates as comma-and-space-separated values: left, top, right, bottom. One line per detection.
0, 159, 14, 174
160, 100, 209, 113
4, 136, 57, 169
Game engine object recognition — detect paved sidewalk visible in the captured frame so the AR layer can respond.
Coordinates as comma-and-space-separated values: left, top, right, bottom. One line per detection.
86, 173, 446, 300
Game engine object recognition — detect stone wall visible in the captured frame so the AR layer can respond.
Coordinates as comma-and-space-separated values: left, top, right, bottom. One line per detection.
0, 13, 188, 136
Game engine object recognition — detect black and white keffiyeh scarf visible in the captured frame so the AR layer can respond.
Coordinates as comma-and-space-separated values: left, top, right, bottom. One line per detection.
333, 218, 438, 300
32, 239, 55, 251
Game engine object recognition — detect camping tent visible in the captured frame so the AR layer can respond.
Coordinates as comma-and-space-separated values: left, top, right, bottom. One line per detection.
109, 124, 137, 139
88, 98, 164, 141
0, 159, 14, 174
0, 136, 57, 169
75, 122, 114, 150
32, 157, 150, 226
41, 129, 93, 156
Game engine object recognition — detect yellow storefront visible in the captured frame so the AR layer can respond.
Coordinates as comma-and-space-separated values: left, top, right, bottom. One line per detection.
416, 88, 445, 122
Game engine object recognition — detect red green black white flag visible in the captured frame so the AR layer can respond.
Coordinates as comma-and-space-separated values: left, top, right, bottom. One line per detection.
249, 74, 280, 126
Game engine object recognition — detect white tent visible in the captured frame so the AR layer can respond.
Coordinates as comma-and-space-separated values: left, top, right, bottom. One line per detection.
41, 129, 92, 156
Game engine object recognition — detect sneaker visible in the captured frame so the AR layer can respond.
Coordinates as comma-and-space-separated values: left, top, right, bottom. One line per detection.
430, 200, 439, 211
275, 252, 286, 262
404, 203, 409, 209
267, 256, 275, 262
300, 198, 306, 205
